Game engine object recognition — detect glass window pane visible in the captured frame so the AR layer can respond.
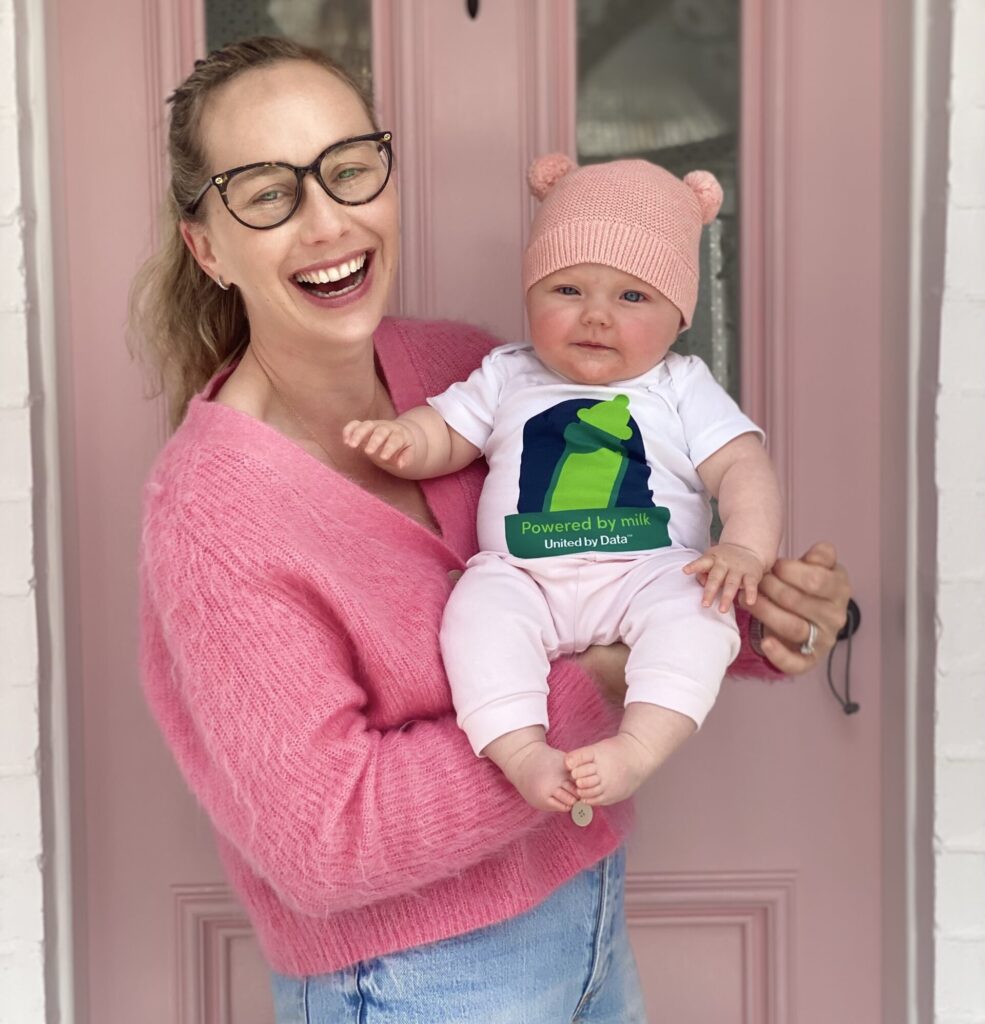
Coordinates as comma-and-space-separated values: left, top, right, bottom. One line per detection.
577, 0, 740, 400
205, 0, 372, 98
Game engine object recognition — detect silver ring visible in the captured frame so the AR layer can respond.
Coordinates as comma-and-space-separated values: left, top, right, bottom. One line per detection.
799, 620, 818, 656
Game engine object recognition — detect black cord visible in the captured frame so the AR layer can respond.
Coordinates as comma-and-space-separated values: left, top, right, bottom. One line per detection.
826, 616, 860, 715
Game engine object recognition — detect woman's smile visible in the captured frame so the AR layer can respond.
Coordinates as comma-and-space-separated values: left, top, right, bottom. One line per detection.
290, 248, 374, 307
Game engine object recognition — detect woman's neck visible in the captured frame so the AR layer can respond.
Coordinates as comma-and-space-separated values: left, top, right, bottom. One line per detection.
251, 333, 388, 427
214, 330, 395, 463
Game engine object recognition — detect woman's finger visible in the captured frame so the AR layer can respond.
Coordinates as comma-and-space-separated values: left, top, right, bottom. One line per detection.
759, 634, 818, 674
756, 569, 846, 639
769, 558, 838, 600
771, 549, 850, 605
742, 583, 816, 649
799, 540, 838, 570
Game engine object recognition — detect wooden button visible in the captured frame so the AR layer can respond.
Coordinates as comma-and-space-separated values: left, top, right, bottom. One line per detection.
570, 801, 594, 827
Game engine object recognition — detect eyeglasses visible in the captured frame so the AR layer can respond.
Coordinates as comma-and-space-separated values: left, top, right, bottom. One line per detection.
185, 131, 393, 230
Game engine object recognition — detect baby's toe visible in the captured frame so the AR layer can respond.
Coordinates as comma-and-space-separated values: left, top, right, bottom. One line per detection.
575, 778, 604, 799
570, 762, 599, 783
552, 786, 577, 809
565, 747, 596, 772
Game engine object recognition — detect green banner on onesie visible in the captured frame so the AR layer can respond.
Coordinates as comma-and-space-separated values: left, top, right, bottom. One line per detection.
505, 507, 671, 559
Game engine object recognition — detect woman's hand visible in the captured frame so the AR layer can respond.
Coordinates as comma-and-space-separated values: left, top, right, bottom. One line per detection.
740, 541, 852, 675
575, 642, 630, 707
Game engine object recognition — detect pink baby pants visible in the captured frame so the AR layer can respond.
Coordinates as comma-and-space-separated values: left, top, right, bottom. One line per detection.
441, 548, 741, 755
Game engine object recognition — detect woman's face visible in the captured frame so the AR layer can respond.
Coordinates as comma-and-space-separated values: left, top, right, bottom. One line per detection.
184, 60, 399, 356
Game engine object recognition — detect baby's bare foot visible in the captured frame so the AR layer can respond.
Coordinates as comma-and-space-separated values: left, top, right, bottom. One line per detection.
564, 732, 659, 806
501, 740, 580, 812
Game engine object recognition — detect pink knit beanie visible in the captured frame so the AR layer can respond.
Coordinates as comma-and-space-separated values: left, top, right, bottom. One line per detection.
522, 154, 723, 328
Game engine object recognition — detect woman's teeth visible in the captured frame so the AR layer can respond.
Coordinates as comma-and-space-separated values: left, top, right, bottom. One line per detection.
294, 253, 367, 286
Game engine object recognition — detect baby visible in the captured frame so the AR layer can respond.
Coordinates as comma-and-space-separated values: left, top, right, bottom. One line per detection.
344, 155, 782, 813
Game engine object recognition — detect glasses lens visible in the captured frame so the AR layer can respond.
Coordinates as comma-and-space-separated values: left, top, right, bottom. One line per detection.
319, 138, 391, 204
224, 165, 299, 228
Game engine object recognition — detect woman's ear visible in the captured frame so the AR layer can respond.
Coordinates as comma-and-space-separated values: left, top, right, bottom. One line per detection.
180, 219, 225, 284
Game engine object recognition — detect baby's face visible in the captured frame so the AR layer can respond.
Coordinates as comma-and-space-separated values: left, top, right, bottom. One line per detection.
525, 264, 682, 385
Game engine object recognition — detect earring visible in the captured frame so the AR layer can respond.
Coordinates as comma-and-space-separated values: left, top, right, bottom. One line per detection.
216, 275, 230, 291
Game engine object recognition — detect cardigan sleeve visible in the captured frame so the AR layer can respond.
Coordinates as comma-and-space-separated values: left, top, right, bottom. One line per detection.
139, 507, 613, 918
731, 607, 785, 679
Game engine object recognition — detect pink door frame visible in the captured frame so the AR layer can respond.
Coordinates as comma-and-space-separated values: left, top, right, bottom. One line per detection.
46, 0, 913, 1019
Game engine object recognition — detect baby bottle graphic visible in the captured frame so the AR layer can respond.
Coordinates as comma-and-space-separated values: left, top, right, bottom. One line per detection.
543, 395, 633, 512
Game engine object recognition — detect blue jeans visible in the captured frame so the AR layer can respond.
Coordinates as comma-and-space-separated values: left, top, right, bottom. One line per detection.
271, 847, 647, 1023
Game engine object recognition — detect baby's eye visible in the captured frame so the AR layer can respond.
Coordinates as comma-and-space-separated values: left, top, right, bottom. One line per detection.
622, 290, 647, 303
555, 285, 581, 296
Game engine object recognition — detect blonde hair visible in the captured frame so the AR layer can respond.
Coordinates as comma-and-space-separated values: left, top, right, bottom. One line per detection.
128, 36, 376, 429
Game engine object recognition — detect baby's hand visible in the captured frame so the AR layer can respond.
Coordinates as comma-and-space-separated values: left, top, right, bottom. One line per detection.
342, 418, 417, 469
682, 543, 766, 612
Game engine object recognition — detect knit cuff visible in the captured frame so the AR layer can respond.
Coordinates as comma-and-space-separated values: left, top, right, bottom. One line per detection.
730, 609, 785, 680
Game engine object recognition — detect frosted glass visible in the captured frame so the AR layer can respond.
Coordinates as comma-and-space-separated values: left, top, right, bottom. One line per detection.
205, 0, 372, 97
577, 0, 741, 399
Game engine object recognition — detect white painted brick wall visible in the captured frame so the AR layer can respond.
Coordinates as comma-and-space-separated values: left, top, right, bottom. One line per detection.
0, 0, 46, 1020
935, 1, 985, 1020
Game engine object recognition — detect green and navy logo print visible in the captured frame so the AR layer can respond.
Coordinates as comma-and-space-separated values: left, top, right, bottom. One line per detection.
505, 395, 671, 558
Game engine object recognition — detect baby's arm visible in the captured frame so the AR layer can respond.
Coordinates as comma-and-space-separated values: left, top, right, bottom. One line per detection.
684, 433, 783, 611
343, 405, 481, 480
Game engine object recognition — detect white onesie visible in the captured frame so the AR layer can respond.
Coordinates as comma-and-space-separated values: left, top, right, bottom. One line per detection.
428, 343, 764, 755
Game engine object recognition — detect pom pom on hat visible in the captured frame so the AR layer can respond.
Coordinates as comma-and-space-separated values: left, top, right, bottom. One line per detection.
683, 170, 723, 224
528, 153, 577, 200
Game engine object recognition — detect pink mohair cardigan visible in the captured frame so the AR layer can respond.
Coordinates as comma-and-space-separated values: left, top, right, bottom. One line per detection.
139, 316, 777, 977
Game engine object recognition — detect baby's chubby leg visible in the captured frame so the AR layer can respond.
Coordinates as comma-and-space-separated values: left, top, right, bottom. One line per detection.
565, 552, 738, 805
565, 703, 695, 806
483, 726, 580, 812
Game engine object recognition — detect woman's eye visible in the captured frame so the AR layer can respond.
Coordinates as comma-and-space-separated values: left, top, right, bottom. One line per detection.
622, 290, 646, 303
249, 188, 290, 206
332, 164, 366, 184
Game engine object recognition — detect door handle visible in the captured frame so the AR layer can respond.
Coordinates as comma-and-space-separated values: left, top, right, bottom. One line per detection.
837, 598, 861, 641
828, 598, 861, 715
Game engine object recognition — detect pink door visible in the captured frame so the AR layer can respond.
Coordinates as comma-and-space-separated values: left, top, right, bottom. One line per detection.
51, 1, 906, 1021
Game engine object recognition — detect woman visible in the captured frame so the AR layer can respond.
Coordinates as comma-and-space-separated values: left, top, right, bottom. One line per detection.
132, 37, 851, 1023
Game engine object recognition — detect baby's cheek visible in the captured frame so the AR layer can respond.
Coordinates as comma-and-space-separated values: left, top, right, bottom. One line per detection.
528, 309, 570, 351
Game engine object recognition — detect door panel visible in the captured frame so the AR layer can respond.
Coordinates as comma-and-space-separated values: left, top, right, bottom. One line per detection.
52, 1, 897, 1021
